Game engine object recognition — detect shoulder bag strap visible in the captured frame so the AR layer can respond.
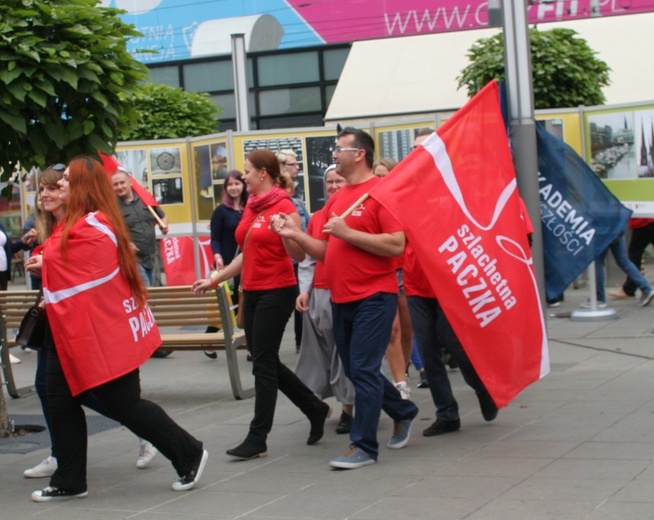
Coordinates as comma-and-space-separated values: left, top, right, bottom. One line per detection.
242, 210, 264, 254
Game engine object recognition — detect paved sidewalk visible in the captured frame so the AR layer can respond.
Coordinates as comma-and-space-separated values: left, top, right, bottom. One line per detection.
2, 283, 654, 519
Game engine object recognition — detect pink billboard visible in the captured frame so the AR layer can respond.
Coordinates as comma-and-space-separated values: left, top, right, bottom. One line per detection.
112, 0, 653, 63
289, 0, 651, 43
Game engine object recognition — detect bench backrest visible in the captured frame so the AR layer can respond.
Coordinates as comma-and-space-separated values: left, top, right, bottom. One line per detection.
0, 290, 40, 333
0, 285, 238, 342
147, 286, 224, 329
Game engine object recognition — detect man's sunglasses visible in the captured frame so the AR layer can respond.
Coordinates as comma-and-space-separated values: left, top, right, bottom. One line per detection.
49, 163, 66, 172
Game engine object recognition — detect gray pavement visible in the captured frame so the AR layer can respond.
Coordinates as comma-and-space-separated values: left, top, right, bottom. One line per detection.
2, 280, 654, 519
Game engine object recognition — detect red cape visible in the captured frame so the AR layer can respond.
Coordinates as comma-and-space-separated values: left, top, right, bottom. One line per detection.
42, 212, 161, 395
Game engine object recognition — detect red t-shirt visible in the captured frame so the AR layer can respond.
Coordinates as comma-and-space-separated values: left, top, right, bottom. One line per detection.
320, 176, 402, 303
235, 198, 297, 291
306, 209, 328, 290
394, 251, 405, 271
403, 242, 436, 298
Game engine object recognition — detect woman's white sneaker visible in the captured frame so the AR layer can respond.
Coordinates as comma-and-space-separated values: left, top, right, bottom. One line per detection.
24, 456, 57, 478
137, 440, 158, 469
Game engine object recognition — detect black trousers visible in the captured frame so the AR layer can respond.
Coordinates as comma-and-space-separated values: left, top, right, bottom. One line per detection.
243, 285, 323, 445
46, 346, 203, 491
0, 270, 8, 291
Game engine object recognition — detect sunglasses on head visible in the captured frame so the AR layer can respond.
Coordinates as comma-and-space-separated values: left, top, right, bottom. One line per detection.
50, 163, 66, 172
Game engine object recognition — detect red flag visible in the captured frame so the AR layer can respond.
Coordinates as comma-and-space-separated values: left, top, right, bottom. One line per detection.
160, 235, 214, 285
99, 151, 159, 207
42, 212, 161, 396
369, 81, 549, 408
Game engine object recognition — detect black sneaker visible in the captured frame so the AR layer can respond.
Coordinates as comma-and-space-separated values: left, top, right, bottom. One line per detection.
31, 486, 88, 502
172, 449, 208, 491
335, 412, 352, 434
423, 418, 461, 437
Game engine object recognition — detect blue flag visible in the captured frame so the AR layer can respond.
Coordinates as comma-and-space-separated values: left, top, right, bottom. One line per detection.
536, 121, 632, 300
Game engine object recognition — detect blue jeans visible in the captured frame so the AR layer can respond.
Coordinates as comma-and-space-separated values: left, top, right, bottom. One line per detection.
137, 263, 154, 288
596, 235, 651, 302
410, 340, 424, 371
407, 296, 489, 421
332, 292, 418, 460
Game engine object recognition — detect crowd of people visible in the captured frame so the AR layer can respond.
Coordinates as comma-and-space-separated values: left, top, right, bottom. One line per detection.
9, 124, 652, 502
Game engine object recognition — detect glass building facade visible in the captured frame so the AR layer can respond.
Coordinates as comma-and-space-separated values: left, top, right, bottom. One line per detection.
147, 44, 350, 131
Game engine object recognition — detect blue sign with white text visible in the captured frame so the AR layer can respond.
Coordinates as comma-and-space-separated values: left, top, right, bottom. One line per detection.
536, 121, 632, 299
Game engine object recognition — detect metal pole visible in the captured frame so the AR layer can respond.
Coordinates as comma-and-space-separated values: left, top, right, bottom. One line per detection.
501, 0, 546, 304
184, 136, 202, 280
231, 34, 250, 132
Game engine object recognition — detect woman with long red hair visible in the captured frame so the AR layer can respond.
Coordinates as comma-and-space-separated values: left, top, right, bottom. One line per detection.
26, 156, 207, 502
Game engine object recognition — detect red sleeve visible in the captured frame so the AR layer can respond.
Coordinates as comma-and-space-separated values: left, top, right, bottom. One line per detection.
376, 201, 403, 234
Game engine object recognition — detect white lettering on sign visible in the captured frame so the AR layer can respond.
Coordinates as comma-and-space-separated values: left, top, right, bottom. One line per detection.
438, 224, 517, 328
128, 305, 156, 342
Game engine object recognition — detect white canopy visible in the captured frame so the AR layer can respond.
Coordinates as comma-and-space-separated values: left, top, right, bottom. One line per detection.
325, 13, 654, 124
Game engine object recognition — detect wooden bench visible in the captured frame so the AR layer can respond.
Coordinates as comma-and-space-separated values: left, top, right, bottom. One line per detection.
0, 283, 253, 400
146, 284, 252, 400
0, 290, 39, 398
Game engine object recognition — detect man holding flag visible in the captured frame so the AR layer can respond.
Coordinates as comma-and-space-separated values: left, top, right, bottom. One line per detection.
99, 152, 169, 287
111, 168, 168, 287
404, 242, 498, 436
272, 127, 418, 470
368, 80, 549, 410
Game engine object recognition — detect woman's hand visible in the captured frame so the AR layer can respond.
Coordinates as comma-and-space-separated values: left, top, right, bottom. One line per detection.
270, 212, 299, 238
21, 228, 38, 246
25, 254, 43, 277
296, 292, 310, 312
192, 278, 213, 295
192, 269, 225, 295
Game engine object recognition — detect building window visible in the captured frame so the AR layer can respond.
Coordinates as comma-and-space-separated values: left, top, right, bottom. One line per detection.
210, 93, 256, 121
147, 44, 349, 130
325, 84, 337, 107
184, 61, 233, 93
148, 66, 180, 88
259, 87, 322, 116
257, 52, 319, 87
323, 48, 349, 81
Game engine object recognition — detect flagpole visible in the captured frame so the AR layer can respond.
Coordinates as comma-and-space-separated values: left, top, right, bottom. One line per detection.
147, 205, 166, 230
339, 193, 369, 219
500, 0, 546, 307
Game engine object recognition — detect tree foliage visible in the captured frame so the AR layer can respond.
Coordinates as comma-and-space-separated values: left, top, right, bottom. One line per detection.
457, 28, 611, 109
0, 0, 148, 178
119, 83, 220, 141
